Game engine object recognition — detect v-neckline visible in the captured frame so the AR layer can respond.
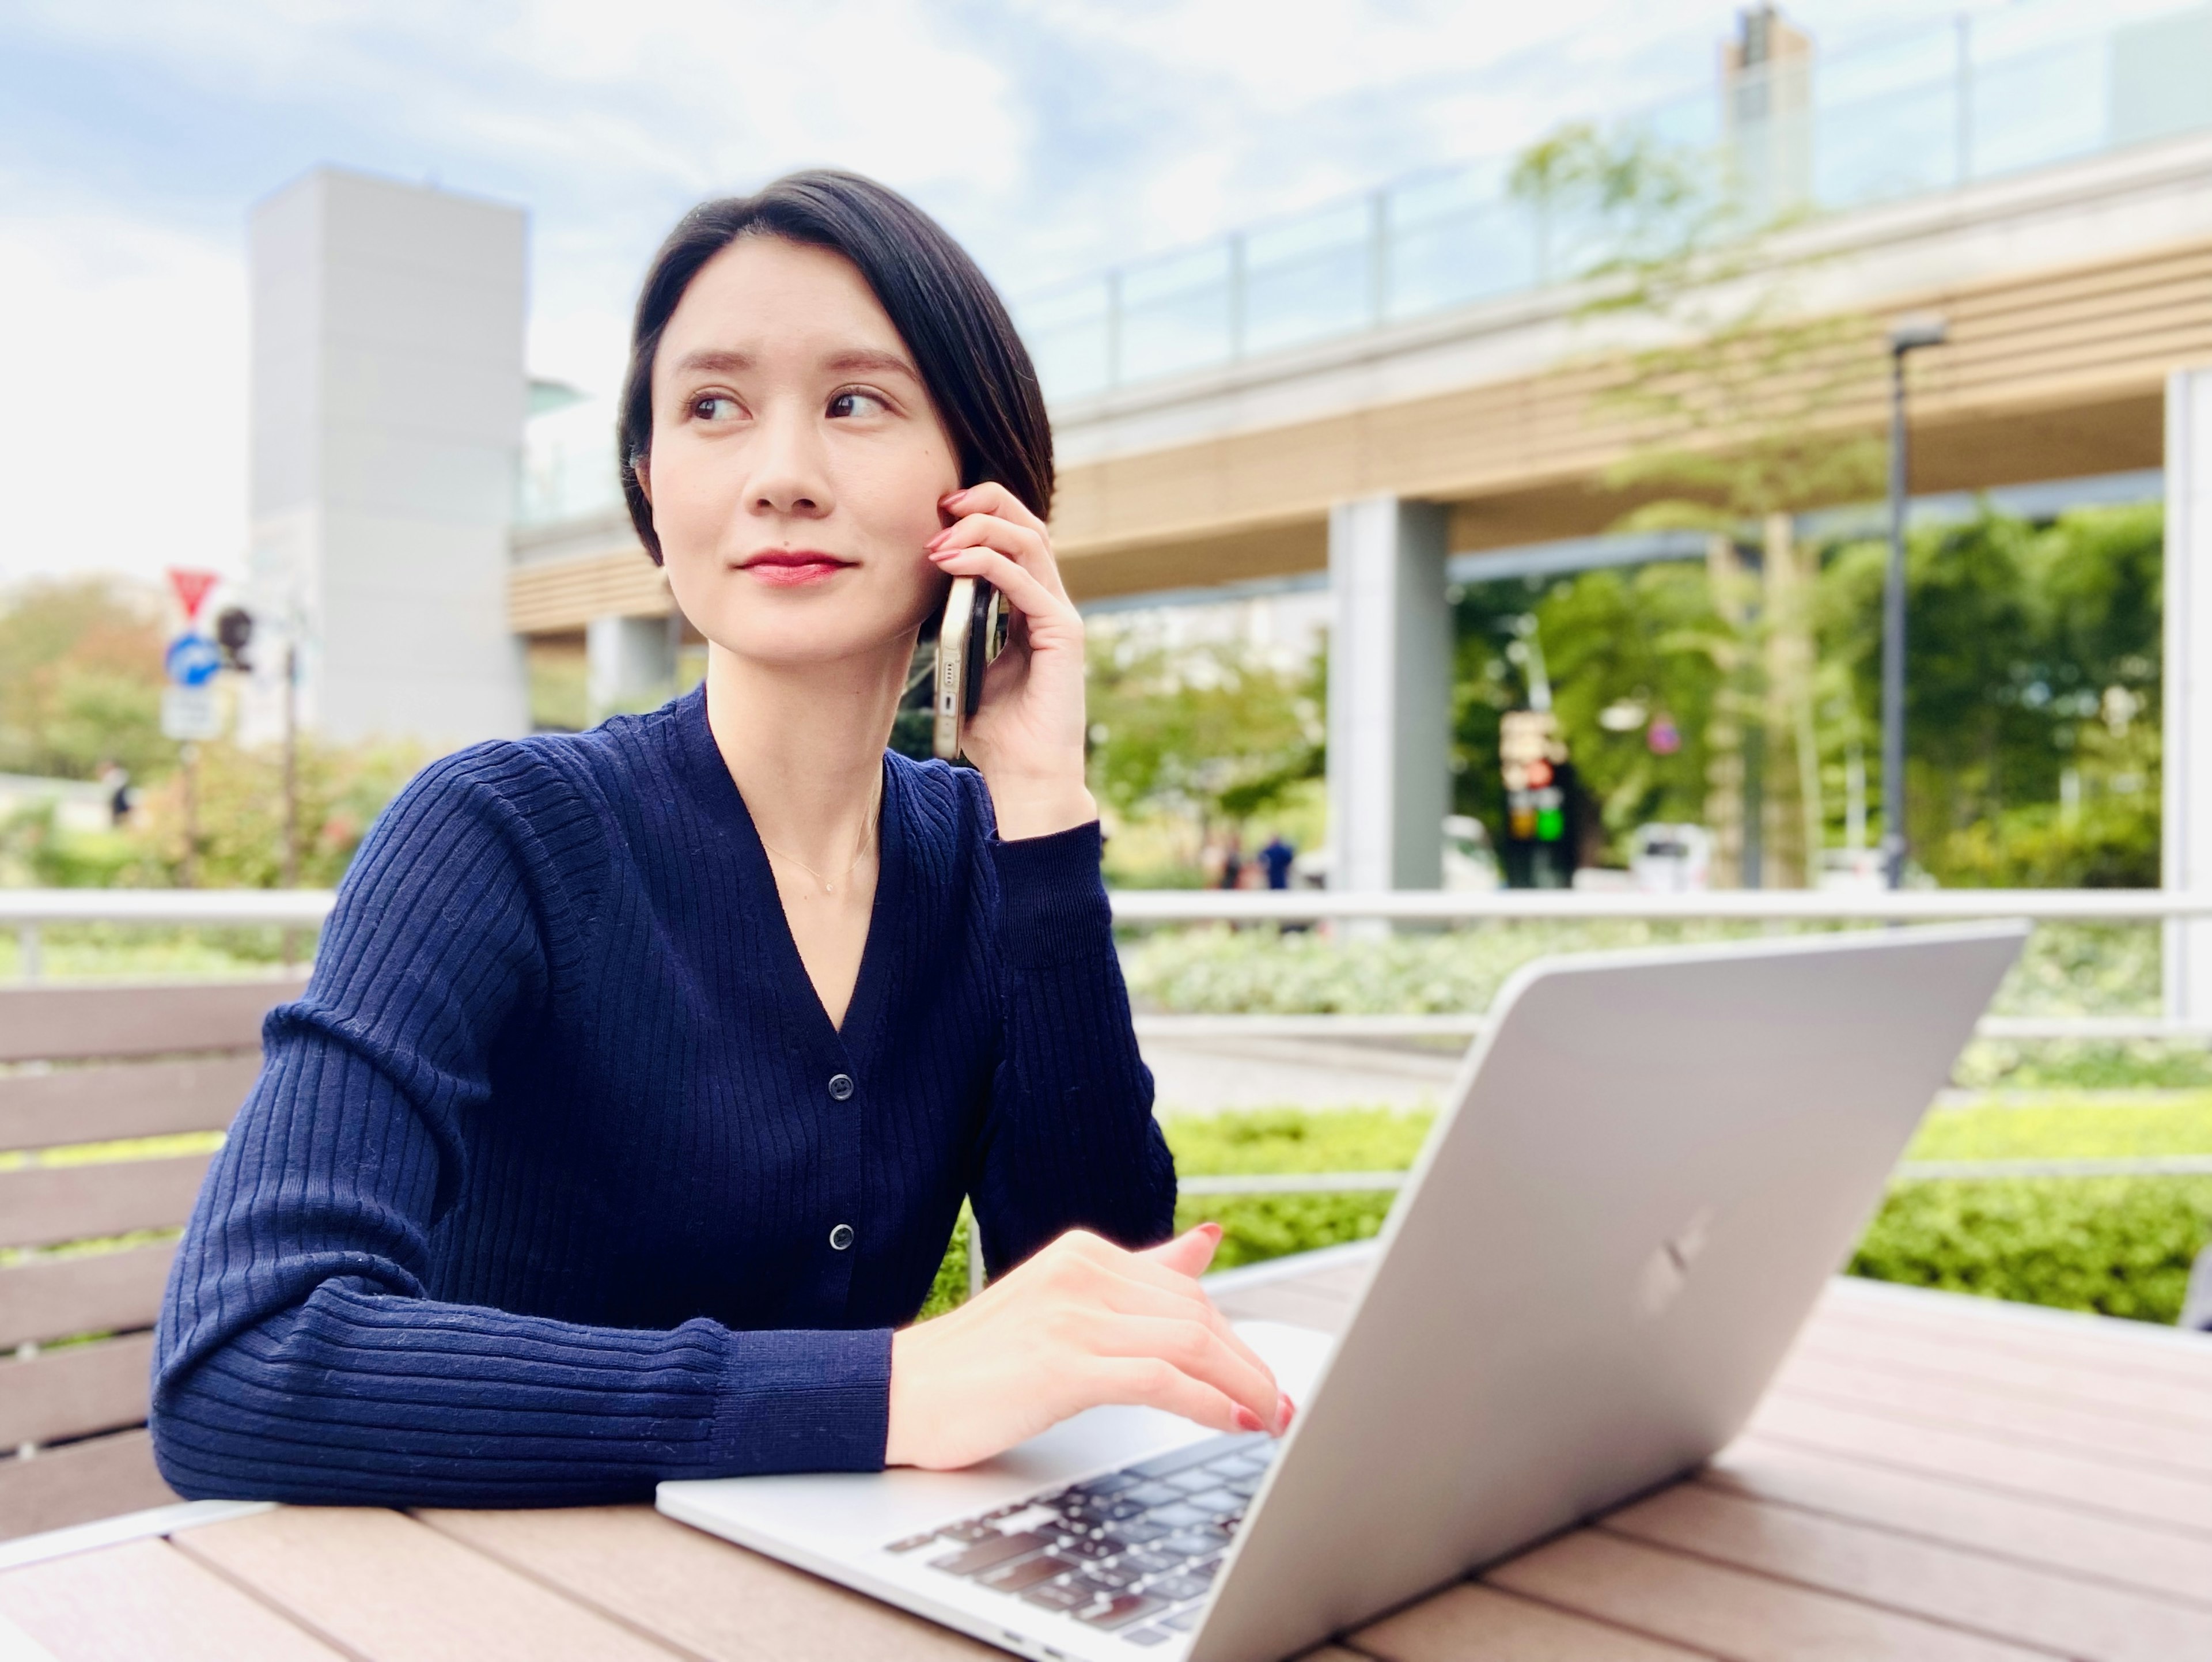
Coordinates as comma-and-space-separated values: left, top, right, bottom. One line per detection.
674, 687, 903, 1056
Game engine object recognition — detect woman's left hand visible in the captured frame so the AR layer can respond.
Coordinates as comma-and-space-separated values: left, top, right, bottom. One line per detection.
926, 483, 1097, 841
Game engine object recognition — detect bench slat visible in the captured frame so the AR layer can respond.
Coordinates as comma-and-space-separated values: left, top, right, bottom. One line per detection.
0, 1155, 213, 1251
0, 979, 304, 1065
0, 1429, 177, 1543
0, 1332, 156, 1449
0, 1057, 258, 1152
0, 1244, 175, 1350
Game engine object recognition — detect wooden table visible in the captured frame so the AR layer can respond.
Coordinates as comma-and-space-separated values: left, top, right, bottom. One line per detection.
3, 1248, 2209, 1661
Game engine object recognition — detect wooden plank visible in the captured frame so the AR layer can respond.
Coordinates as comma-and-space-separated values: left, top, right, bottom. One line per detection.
1808, 1292, 2212, 1390
0, 1153, 212, 1250
0, 1056, 257, 1151
0, 1536, 342, 1662
1350, 1581, 1718, 1661
1770, 1350, 2212, 1477
1604, 1479, 2212, 1661
1787, 1316, 2212, 1433
0, 978, 304, 1065
0, 1244, 175, 1350
419, 1505, 997, 1662
1704, 1435, 2212, 1608
173, 1506, 687, 1662
1749, 1394, 2212, 1534
0, 1429, 176, 1543
1483, 1528, 2049, 1661
0, 1332, 154, 1448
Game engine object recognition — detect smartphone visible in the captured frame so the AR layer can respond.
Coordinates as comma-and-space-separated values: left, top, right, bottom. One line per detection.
933, 576, 1009, 760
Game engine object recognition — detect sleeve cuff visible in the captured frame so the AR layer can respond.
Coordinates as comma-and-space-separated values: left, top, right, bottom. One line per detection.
990, 820, 1113, 968
710, 1327, 892, 1475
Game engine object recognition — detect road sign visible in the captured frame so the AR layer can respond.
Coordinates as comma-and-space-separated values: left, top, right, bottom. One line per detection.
166, 567, 221, 622
161, 685, 226, 741
165, 633, 224, 687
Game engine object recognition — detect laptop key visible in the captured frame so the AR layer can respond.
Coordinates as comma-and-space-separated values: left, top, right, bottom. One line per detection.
1056, 1536, 1115, 1562
1162, 1470, 1220, 1494
1077, 1563, 1139, 1591
1180, 1489, 1243, 1517
1223, 1475, 1262, 1498
1161, 1528, 1231, 1558
980, 1554, 1078, 1594
1162, 1607, 1204, 1633
1122, 1548, 1186, 1575
1073, 1472, 1141, 1497
1127, 1433, 1264, 1480
1146, 1574, 1209, 1602
1079, 1593, 1165, 1631
931, 1531, 1054, 1577
1105, 1520, 1171, 1547
939, 1521, 997, 1543
1022, 1580, 1099, 1614
1123, 1482, 1184, 1508
1144, 1503, 1213, 1531
1122, 1629, 1173, 1647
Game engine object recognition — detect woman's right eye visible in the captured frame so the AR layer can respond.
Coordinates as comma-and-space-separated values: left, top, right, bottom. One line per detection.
691, 394, 741, 421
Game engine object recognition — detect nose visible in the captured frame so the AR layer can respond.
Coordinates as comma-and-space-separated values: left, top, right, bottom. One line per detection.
747, 402, 833, 521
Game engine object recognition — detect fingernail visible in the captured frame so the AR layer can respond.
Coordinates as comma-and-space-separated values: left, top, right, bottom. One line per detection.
1233, 1406, 1265, 1433
925, 530, 950, 551
1276, 1394, 1296, 1433
1194, 1221, 1221, 1240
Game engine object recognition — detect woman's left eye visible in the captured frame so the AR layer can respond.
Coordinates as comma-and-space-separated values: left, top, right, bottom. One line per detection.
692, 395, 741, 421
827, 389, 889, 419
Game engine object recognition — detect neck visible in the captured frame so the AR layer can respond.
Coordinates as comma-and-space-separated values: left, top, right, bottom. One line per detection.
704, 636, 911, 859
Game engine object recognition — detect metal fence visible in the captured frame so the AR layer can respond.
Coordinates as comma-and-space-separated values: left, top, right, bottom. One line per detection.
8, 885, 2208, 1194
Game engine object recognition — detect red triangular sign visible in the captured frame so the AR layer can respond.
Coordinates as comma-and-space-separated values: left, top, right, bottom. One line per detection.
167, 567, 221, 622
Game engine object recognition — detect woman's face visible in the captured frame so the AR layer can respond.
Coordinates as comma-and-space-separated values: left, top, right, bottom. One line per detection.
643, 235, 959, 667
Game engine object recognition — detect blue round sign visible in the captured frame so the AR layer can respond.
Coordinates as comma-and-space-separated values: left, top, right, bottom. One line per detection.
165, 633, 224, 688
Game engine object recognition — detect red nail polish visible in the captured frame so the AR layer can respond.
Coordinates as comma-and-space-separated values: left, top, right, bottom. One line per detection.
1234, 1406, 1265, 1432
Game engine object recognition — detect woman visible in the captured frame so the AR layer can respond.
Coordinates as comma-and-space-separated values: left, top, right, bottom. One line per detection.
150, 172, 1286, 1505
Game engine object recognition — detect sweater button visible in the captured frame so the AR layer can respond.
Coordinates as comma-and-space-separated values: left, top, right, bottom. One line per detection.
827, 1073, 855, 1101
829, 1223, 855, 1251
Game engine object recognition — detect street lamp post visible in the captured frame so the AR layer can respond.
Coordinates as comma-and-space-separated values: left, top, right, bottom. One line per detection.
1882, 313, 1948, 889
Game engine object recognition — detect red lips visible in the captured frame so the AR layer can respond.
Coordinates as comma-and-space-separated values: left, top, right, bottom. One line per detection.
738, 550, 852, 588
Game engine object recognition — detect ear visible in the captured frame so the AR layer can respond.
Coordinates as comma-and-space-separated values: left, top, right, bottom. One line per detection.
630, 452, 653, 507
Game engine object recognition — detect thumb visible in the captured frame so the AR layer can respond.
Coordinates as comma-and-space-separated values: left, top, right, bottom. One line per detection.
1138, 1221, 1222, 1277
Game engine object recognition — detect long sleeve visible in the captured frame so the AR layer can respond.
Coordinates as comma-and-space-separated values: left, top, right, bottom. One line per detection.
149, 749, 889, 1508
969, 819, 1177, 1274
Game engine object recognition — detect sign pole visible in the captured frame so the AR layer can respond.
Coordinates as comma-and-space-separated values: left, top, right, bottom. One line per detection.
181, 742, 200, 889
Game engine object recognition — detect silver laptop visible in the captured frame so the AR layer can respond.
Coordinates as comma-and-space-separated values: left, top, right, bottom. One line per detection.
660, 922, 2025, 1662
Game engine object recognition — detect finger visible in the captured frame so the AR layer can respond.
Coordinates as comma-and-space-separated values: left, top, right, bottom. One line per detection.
927, 544, 1070, 629
942, 482, 1048, 540
928, 514, 1069, 604
1082, 1315, 1283, 1431
1080, 1356, 1245, 1436
1138, 1222, 1221, 1278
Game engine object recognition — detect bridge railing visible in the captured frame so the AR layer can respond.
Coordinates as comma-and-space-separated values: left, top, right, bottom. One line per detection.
1016, 1, 2212, 401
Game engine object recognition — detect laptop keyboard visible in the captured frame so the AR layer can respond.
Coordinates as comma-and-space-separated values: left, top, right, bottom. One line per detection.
885, 1430, 1276, 1647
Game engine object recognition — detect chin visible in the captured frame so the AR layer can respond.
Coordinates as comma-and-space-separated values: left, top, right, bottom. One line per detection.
699, 599, 931, 669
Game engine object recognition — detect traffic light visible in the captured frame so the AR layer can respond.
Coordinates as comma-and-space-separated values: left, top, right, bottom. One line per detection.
214, 606, 255, 672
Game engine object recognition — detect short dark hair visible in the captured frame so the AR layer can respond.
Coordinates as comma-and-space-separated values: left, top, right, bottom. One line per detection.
618, 171, 1054, 565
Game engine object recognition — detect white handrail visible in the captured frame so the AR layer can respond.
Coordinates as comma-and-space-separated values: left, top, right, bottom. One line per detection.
1106, 888, 2212, 922
0, 891, 337, 926
1, 887, 2207, 927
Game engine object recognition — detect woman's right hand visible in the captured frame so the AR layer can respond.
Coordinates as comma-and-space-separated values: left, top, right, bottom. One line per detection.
884, 1223, 1293, 1471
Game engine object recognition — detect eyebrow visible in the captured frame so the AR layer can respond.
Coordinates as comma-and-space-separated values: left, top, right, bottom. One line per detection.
668, 347, 920, 380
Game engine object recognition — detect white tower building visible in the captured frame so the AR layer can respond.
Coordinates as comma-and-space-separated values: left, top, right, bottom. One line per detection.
248, 168, 529, 748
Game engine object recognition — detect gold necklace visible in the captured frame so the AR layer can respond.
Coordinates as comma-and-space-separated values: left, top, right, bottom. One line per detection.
757, 791, 881, 898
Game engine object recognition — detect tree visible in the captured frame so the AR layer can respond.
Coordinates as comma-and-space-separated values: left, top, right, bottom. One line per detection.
0, 577, 175, 783
1508, 122, 1887, 885
1086, 624, 1322, 864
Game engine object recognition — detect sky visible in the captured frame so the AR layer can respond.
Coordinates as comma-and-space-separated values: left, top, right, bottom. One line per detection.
0, 0, 2120, 590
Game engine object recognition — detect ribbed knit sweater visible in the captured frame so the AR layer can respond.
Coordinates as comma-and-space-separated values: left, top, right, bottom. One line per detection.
149, 686, 1175, 1507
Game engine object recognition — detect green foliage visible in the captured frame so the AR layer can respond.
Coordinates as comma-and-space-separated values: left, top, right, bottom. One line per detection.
1087, 627, 1323, 842
919, 1208, 974, 1319
1907, 1098, 2212, 1161
1166, 1108, 1432, 1176
1851, 1179, 2212, 1324
122, 735, 425, 889
1940, 796, 2159, 890
0, 577, 175, 782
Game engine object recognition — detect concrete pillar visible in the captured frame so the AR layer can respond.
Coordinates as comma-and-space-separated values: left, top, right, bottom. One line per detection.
2165, 367, 2212, 1023
587, 615, 677, 720
1327, 495, 1451, 892
248, 168, 529, 750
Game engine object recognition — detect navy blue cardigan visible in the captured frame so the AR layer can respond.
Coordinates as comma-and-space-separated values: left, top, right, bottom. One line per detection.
149, 687, 1175, 1506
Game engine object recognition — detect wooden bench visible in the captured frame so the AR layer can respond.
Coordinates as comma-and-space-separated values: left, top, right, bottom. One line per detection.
0, 978, 302, 1542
